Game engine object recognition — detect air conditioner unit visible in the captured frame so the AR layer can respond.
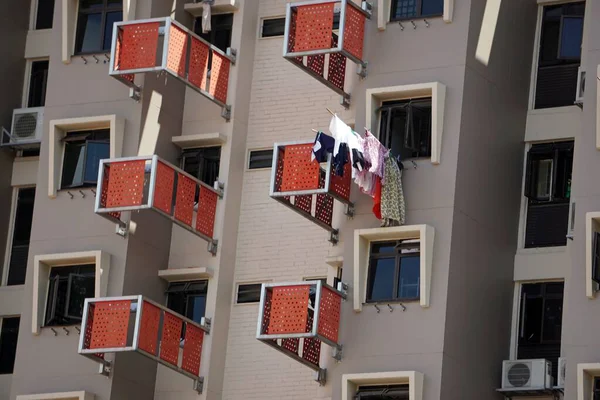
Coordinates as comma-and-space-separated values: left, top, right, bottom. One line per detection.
1, 107, 44, 147
501, 359, 553, 390
557, 357, 566, 388
575, 67, 586, 105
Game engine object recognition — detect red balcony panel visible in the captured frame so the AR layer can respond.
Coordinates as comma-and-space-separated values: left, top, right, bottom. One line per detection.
283, 0, 371, 106
110, 18, 235, 119
79, 296, 210, 390
256, 281, 346, 384
182, 324, 204, 376
270, 142, 354, 244
96, 156, 222, 254
138, 300, 161, 356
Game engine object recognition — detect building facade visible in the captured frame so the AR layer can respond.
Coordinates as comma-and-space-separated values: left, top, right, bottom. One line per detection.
0, 0, 597, 399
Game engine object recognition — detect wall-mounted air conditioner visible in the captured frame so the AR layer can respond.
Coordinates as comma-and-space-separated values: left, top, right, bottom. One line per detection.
557, 357, 566, 388
1, 107, 44, 147
575, 67, 586, 106
501, 359, 553, 390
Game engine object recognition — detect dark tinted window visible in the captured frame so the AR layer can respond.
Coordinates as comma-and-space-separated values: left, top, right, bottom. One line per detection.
535, 2, 584, 109
28, 60, 49, 108
35, 0, 55, 30
0, 317, 20, 375
379, 99, 432, 160
236, 283, 262, 304
594, 377, 600, 400
196, 13, 233, 52
166, 281, 208, 324
391, 0, 443, 20
21, 149, 40, 157
61, 130, 110, 189
75, 0, 122, 54
248, 150, 273, 170
517, 282, 564, 380
45, 265, 95, 326
7, 188, 35, 286
367, 240, 420, 302
356, 385, 410, 399
181, 146, 221, 187
261, 18, 285, 38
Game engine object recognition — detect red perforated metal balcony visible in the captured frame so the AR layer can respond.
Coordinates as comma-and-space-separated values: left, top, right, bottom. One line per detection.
283, 0, 371, 107
78, 296, 210, 393
256, 281, 346, 385
95, 155, 222, 254
109, 17, 235, 120
270, 142, 354, 244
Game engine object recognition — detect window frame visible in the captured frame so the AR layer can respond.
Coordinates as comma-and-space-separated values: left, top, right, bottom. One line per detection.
517, 281, 564, 347
235, 282, 264, 305
31, 0, 55, 30
247, 148, 274, 170
259, 16, 286, 39
390, 0, 444, 22
165, 280, 208, 324
22, 58, 49, 108
179, 146, 221, 187
342, 371, 423, 400
0, 316, 20, 375
74, 0, 123, 55
59, 129, 110, 190
366, 240, 421, 303
44, 264, 95, 327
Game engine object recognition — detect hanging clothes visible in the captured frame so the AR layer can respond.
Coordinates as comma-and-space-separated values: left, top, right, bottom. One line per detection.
201, 0, 214, 33
372, 176, 382, 219
333, 143, 349, 176
329, 115, 365, 177
380, 155, 405, 227
363, 130, 388, 180
311, 131, 335, 162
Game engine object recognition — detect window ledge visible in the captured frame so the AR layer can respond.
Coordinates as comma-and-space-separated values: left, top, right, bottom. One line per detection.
354, 225, 435, 311
516, 246, 567, 256
325, 255, 344, 268
342, 371, 424, 400
172, 133, 227, 149
16, 391, 95, 400
158, 267, 214, 282
184, 0, 239, 16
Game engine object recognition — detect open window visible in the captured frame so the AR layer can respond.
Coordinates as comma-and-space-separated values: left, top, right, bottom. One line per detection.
60, 129, 110, 189
4, 187, 35, 286
195, 13, 233, 53
27, 60, 49, 108
524, 141, 573, 248
0, 317, 20, 375
44, 264, 95, 327
379, 99, 432, 160
180, 146, 221, 187
166, 280, 208, 324
75, 0, 123, 54
533, 2, 584, 109
516, 282, 563, 381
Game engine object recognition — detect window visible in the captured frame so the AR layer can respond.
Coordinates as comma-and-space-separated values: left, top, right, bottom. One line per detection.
366, 240, 420, 303
195, 13, 233, 52
355, 385, 409, 399
75, 0, 123, 54
534, 2, 585, 109
390, 0, 443, 21
248, 149, 273, 170
0, 317, 19, 374
236, 283, 262, 304
517, 282, 563, 380
44, 264, 95, 326
593, 232, 600, 284
524, 141, 573, 248
27, 60, 49, 108
594, 377, 600, 400
34, 0, 55, 30
60, 129, 109, 189
166, 281, 208, 324
180, 146, 221, 187
261, 17, 285, 38
379, 99, 432, 160
333, 267, 343, 291
5, 188, 35, 286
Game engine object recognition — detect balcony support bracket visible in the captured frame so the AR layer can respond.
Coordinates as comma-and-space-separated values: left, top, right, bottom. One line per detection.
345, 203, 355, 218
200, 317, 212, 334
193, 377, 204, 394
208, 240, 218, 256
329, 229, 339, 245
227, 48, 237, 65
215, 181, 225, 199
357, 62, 368, 79
315, 368, 327, 386
221, 105, 232, 121
333, 344, 343, 362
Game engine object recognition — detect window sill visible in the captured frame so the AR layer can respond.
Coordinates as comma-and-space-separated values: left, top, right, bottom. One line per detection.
233, 302, 260, 307
0, 284, 25, 291
516, 246, 567, 256
172, 133, 226, 149
528, 105, 580, 115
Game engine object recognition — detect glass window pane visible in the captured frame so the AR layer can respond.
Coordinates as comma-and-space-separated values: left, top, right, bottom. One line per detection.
559, 16, 583, 59
237, 284, 262, 304
542, 297, 563, 342
367, 258, 395, 301
103, 11, 123, 50
398, 256, 420, 299
371, 241, 396, 254
392, 0, 417, 20
0, 317, 20, 375
167, 292, 186, 315
521, 296, 543, 344
534, 159, 553, 199
79, 0, 103, 10
76, 13, 102, 53
187, 281, 208, 293
28, 60, 49, 108
261, 18, 285, 38
166, 282, 187, 294
61, 143, 86, 188
66, 274, 95, 319
84, 142, 110, 183
187, 295, 207, 323
36, 0, 56, 29
248, 150, 273, 169
422, 0, 444, 16
107, 0, 122, 6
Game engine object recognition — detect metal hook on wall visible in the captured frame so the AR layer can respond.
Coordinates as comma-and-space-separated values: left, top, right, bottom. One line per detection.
398, 21, 405, 31
411, 21, 417, 29
79, 190, 86, 198
62, 327, 70, 335
374, 304, 381, 313
92, 55, 99, 64
424, 19, 430, 27
411, 160, 418, 169
80, 56, 88, 64
91, 189, 96, 198
50, 328, 58, 336
387, 304, 394, 312
67, 191, 74, 199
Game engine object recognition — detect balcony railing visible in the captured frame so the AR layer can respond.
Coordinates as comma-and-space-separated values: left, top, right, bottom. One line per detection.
269, 141, 354, 244
256, 281, 346, 385
283, 0, 371, 107
78, 295, 211, 393
95, 155, 222, 254
109, 17, 236, 120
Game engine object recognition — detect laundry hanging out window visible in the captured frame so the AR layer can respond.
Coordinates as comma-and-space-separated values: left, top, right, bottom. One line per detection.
378, 98, 432, 160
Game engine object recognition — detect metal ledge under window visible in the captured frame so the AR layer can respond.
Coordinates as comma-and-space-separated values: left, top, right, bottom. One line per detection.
109, 17, 236, 120
283, 0, 372, 107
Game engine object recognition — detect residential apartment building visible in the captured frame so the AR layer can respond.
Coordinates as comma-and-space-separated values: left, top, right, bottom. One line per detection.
0, 0, 598, 399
